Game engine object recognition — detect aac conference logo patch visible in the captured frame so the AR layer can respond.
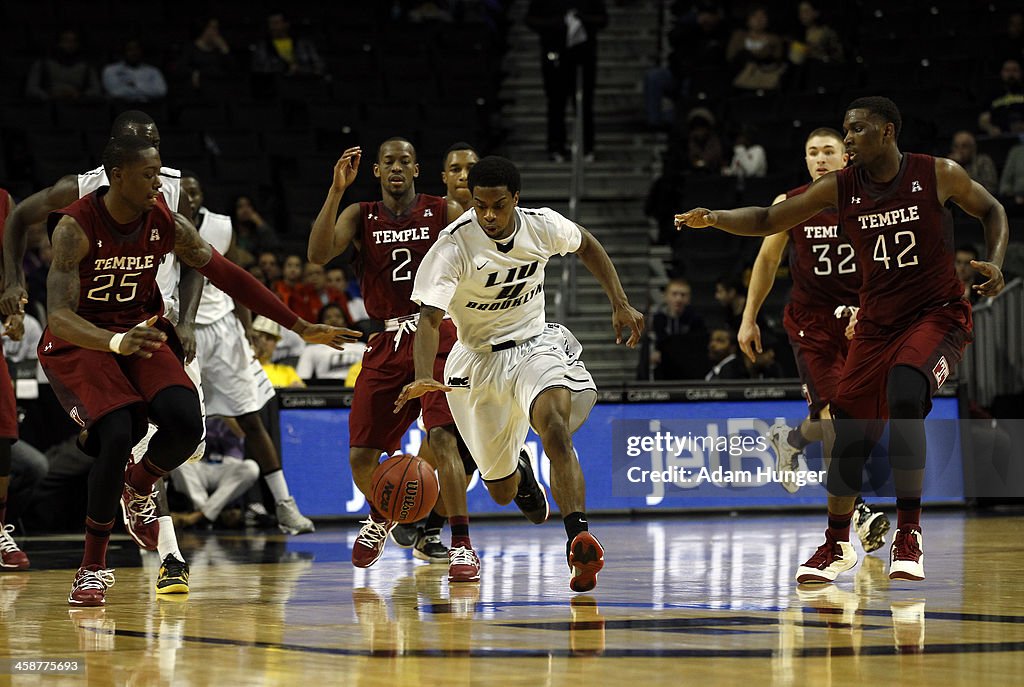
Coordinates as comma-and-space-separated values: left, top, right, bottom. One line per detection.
932, 356, 949, 388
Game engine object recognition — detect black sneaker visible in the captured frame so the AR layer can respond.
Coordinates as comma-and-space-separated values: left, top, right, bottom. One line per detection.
413, 531, 448, 564
513, 446, 549, 524
391, 523, 421, 549
854, 501, 891, 553
155, 555, 189, 594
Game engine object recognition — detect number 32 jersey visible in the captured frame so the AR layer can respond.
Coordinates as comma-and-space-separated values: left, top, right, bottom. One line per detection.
835, 153, 963, 330
356, 194, 448, 320
786, 182, 861, 312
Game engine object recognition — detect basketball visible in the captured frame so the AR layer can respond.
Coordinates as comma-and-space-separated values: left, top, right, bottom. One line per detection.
371, 454, 439, 523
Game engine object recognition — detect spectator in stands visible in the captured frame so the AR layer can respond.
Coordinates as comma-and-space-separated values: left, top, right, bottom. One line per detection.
641, 278, 709, 380
296, 304, 367, 383
25, 29, 101, 102
22, 228, 51, 324
685, 107, 724, 173
180, 18, 233, 91
305, 263, 370, 330
251, 316, 305, 388
993, 12, 1024, 64
979, 59, 1024, 136
258, 251, 283, 287
789, 1, 843, 65
644, 1, 728, 129
727, 6, 785, 91
998, 141, 1024, 213
954, 244, 982, 304
171, 417, 259, 530
722, 125, 767, 179
525, 0, 608, 162
326, 266, 366, 308
274, 254, 319, 323
250, 11, 325, 76
715, 275, 750, 333
101, 39, 168, 102
234, 196, 280, 260
948, 130, 998, 194
705, 326, 748, 381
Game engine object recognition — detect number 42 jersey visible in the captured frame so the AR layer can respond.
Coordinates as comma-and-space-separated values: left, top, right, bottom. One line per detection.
356, 194, 448, 320
835, 153, 963, 330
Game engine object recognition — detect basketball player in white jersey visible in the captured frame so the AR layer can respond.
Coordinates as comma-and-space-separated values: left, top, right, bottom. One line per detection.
396, 156, 644, 592
0, 110, 197, 593
180, 171, 329, 533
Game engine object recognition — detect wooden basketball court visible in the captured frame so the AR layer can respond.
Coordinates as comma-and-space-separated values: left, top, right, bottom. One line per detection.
2, 510, 1022, 685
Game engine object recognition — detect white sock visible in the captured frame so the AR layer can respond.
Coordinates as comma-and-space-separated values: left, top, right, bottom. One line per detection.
157, 516, 185, 563
264, 470, 291, 503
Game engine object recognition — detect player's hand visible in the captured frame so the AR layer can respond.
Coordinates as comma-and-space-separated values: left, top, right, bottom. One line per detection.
295, 321, 362, 350
176, 321, 197, 363
674, 208, 717, 230
117, 317, 167, 358
394, 378, 452, 413
0, 288, 27, 318
738, 319, 761, 363
612, 303, 644, 348
3, 312, 25, 342
332, 147, 362, 192
971, 260, 1005, 298
843, 307, 859, 340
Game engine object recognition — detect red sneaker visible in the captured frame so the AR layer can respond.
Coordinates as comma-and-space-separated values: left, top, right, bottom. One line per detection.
0, 524, 30, 570
68, 566, 116, 607
351, 516, 395, 568
120, 479, 160, 551
448, 546, 481, 583
568, 532, 605, 593
796, 530, 858, 584
889, 527, 925, 580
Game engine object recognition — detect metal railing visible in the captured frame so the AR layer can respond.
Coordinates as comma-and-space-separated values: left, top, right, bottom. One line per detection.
961, 277, 1024, 407
556, 65, 585, 323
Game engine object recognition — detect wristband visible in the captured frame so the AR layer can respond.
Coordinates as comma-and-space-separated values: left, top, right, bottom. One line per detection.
108, 332, 125, 354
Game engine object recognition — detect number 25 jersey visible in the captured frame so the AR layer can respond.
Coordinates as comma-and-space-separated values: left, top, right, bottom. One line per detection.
835, 153, 963, 330
356, 194, 448, 320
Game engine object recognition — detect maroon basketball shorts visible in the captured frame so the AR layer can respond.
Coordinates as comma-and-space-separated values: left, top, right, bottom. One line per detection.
833, 299, 972, 425
38, 325, 195, 433
0, 361, 18, 439
349, 319, 458, 454
783, 301, 851, 418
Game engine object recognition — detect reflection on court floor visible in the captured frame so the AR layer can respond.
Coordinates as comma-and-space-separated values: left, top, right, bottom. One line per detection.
1, 511, 1022, 685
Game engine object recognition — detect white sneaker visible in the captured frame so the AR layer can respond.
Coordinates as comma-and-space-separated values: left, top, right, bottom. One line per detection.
769, 422, 803, 494
889, 527, 924, 580
275, 497, 315, 535
796, 531, 858, 584
891, 600, 926, 652
853, 501, 891, 553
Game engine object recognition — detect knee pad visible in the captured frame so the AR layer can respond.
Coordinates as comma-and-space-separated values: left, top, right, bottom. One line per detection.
886, 365, 930, 419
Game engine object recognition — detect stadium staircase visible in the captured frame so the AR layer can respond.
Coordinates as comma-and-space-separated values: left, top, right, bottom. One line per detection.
498, 0, 666, 388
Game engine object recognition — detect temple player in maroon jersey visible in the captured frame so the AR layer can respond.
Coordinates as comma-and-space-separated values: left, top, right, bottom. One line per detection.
44, 135, 359, 606
675, 96, 1008, 585
309, 139, 551, 584
738, 127, 891, 553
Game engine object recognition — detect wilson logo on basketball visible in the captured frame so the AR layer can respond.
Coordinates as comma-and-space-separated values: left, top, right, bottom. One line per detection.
398, 481, 420, 522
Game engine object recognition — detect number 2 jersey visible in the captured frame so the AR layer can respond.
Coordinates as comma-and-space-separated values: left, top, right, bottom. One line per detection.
835, 153, 963, 330
355, 194, 449, 320
46, 188, 176, 330
785, 183, 861, 312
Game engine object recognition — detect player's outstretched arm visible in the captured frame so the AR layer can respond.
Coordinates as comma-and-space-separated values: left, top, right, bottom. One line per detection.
740, 193, 789, 362
574, 227, 644, 347
675, 173, 838, 237
1, 175, 79, 316
937, 158, 1009, 298
308, 147, 362, 265
46, 216, 166, 356
394, 305, 451, 413
172, 212, 362, 350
